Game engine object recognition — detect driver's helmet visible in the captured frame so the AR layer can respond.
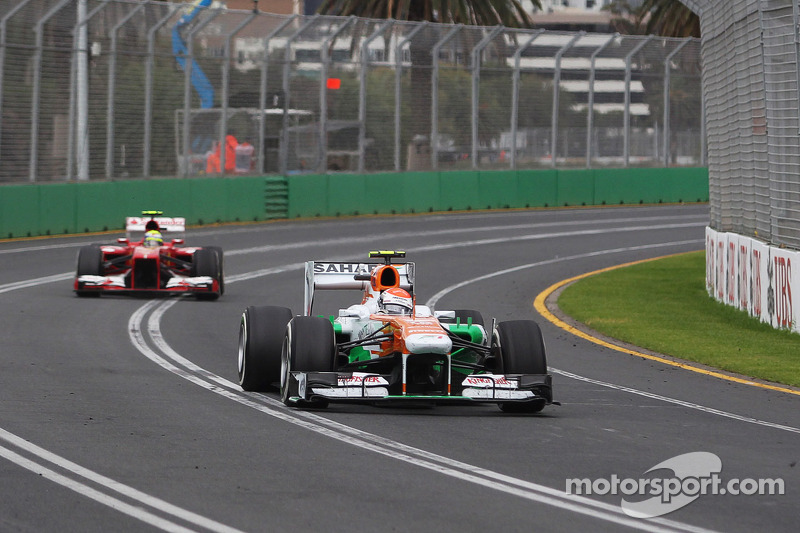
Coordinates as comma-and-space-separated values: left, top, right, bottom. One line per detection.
378, 287, 413, 315
143, 230, 163, 247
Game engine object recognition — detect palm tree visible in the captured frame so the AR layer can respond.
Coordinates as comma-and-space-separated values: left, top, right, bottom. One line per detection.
606, 0, 700, 38
316, 0, 538, 26
641, 0, 700, 38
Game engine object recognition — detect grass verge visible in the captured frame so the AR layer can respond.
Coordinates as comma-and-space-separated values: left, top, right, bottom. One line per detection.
557, 250, 800, 388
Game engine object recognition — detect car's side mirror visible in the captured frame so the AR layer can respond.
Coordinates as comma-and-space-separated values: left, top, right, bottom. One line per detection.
117, 238, 129, 244
172, 239, 184, 245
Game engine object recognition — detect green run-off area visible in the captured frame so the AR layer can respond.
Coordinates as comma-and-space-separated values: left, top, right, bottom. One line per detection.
557, 251, 800, 388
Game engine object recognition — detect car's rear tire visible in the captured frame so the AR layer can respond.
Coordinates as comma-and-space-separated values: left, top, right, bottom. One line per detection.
493, 320, 548, 413
75, 245, 102, 297
192, 248, 221, 300
280, 316, 336, 407
238, 306, 293, 391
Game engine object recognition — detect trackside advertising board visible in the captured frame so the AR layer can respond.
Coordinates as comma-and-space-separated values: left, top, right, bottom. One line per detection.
706, 227, 798, 333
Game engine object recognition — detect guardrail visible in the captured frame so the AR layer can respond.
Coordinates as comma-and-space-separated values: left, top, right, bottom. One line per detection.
0, 168, 708, 239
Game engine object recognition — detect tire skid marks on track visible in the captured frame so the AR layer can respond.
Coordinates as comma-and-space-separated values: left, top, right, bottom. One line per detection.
134, 296, 715, 533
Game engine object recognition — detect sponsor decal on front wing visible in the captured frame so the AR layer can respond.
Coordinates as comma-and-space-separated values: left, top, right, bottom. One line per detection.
461, 375, 518, 388
77, 275, 126, 288
310, 372, 390, 398
461, 374, 535, 400
166, 276, 214, 289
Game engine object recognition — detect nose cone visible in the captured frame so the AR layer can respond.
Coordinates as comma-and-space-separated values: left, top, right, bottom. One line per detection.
405, 333, 452, 354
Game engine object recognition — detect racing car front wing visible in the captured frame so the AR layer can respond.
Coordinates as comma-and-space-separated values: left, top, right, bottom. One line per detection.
288, 371, 553, 405
75, 275, 217, 293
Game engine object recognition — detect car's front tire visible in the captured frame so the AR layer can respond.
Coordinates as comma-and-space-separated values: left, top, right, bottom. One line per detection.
238, 306, 293, 391
492, 320, 548, 413
280, 316, 336, 407
193, 248, 222, 300
75, 245, 102, 297
206, 246, 225, 295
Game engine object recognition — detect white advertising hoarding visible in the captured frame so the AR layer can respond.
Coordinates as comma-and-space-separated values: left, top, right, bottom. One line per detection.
705, 227, 798, 334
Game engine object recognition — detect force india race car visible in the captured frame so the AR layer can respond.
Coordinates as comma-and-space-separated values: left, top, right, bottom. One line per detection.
237, 251, 554, 413
73, 211, 224, 299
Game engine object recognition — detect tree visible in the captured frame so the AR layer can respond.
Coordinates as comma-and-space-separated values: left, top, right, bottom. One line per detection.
641, 0, 700, 38
606, 0, 700, 38
316, 0, 538, 26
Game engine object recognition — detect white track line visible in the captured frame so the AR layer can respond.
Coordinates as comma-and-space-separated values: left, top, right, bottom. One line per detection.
0, 219, 716, 532
0, 427, 244, 533
134, 296, 716, 533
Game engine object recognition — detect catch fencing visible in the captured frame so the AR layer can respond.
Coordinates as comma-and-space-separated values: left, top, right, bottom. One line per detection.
702, 0, 800, 250
0, 0, 702, 184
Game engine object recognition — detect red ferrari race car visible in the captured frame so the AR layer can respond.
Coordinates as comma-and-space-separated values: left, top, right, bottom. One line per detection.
238, 251, 555, 413
74, 211, 224, 299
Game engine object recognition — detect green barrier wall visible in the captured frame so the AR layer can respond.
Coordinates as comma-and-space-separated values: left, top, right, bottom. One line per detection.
0, 168, 708, 239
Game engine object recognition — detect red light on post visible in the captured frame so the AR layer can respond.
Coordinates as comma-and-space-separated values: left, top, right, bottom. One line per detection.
326, 77, 341, 90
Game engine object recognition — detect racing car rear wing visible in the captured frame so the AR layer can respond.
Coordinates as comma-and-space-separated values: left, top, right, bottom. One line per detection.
304, 260, 414, 316
125, 216, 186, 233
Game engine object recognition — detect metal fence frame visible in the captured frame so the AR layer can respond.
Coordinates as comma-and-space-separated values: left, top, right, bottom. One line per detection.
0, 0, 703, 184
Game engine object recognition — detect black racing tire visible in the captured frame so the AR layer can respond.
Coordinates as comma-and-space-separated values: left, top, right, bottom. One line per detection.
238, 306, 293, 391
75, 245, 102, 297
192, 248, 221, 300
280, 316, 336, 407
206, 246, 225, 295
492, 320, 548, 413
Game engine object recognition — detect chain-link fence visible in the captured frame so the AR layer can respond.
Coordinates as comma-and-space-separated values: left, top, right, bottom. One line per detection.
702, 0, 800, 250
0, 0, 702, 184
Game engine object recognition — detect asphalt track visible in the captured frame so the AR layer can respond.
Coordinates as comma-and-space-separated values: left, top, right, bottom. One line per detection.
1, 204, 797, 532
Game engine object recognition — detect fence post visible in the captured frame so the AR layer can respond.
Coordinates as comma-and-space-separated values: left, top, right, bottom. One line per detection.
510, 30, 544, 170
394, 22, 428, 171
624, 35, 653, 167
318, 16, 356, 174
144, 4, 181, 178
663, 39, 691, 167
0, 0, 36, 170
551, 32, 583, 169
70, 0, 110, 181
219, 11, 258, 174
280, 16, 317, 176
256, 15, 297, 175
431, 25, 463, 170
586, 34, 616, 169
359, 20, 393, 173
471, 25, 504, 169
180, 5, 221, 177
106, 1, 149, 179
29, 0, 73, 182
